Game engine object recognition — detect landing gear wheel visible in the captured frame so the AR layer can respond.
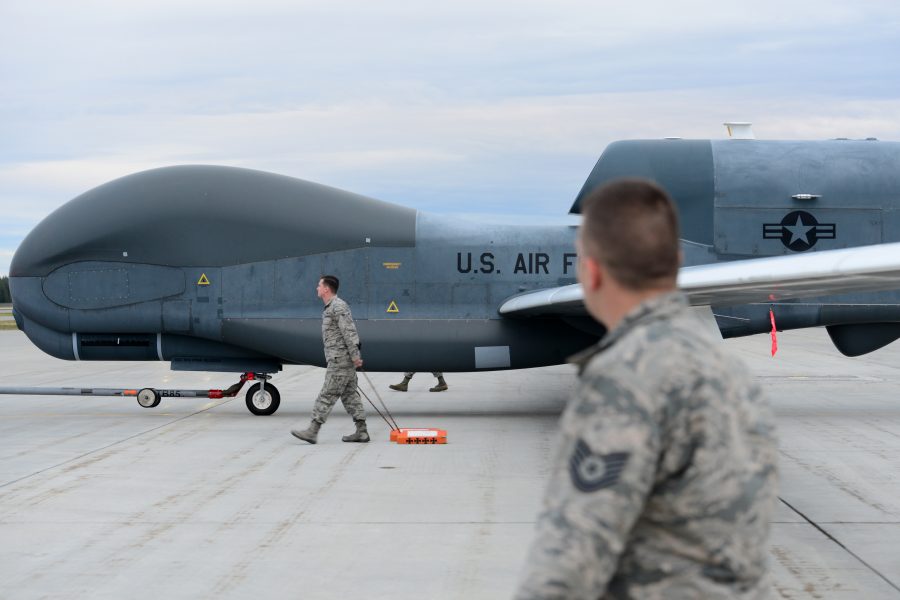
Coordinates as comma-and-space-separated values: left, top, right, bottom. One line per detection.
137, 388, 161, 408
246, 382, 280, 416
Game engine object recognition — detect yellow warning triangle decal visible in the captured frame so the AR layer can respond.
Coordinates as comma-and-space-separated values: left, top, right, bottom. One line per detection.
386, 301, 399, 313
197, 273, 210, 286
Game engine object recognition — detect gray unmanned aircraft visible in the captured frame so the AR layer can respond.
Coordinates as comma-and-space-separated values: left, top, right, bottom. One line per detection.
9, 131, 900, 415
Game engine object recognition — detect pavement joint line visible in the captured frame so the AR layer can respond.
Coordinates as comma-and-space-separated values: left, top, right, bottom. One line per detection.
773, 521, 900, 525
778, 496, 900, 594
0, 397, 235, 491
0, 520, 539, 525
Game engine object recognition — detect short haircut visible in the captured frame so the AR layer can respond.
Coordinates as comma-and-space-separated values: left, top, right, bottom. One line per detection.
580, 178, 680, 290
320, 275, 340, 293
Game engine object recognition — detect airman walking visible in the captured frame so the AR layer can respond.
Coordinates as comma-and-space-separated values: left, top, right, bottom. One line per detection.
291, 275, 369, 444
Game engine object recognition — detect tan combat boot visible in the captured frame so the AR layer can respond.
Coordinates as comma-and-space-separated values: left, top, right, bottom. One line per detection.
342, 420, 370, 443
429, 376, 448, 392
291, 420, 321, 444
389, 375, 412, 392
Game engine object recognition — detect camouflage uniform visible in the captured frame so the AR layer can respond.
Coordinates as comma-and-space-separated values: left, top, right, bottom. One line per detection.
515, 292, 778, 600
403, 372, 443, 378
311, 296, 365, 424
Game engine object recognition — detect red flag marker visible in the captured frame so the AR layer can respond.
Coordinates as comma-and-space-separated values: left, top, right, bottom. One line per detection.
769, 308, 778, 357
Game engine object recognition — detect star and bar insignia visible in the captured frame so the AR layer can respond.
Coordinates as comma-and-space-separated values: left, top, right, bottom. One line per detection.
763, 210, 836, 252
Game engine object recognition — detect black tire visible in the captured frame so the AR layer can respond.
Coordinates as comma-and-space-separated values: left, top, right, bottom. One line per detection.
245, 382, 281, 416
137, 388, 161, 408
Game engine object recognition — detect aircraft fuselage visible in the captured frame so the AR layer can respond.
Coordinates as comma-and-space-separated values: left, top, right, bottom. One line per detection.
10, 167, 596, 372
14, 136, 900, 374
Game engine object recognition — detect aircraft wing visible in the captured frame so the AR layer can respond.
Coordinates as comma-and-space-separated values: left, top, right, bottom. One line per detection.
499, 241, 900, 317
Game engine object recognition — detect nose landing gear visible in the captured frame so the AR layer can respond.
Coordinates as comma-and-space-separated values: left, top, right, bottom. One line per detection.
245, 376, 281, 416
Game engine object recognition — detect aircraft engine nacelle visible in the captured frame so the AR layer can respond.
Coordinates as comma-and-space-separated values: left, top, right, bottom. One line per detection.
572, 138, 900, 256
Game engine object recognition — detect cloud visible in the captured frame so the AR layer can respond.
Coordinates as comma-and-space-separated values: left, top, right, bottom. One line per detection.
2, 0, 900, 276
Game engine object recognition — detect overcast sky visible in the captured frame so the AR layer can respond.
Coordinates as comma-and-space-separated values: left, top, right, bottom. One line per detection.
2, 0, 900, 276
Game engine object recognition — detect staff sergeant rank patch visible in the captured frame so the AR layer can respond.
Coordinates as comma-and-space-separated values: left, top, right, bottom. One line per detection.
569, 439, 629, 492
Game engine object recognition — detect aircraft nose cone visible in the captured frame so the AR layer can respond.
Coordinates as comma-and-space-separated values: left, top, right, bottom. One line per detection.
11, 164, 416, 277
9, 174, 132, 277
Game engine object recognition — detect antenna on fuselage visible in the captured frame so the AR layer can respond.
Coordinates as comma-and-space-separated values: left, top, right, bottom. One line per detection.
724, 122, 755, 139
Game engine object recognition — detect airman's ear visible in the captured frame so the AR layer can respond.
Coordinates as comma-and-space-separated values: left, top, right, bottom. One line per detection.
580, 255, 603, 292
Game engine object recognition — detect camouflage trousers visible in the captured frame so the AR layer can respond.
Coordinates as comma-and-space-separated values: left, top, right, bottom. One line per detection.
312, 365, 366, 424
404, 372, 443, 378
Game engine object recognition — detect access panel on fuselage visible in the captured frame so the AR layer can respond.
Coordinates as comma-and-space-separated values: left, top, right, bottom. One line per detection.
712, 140, 894, 257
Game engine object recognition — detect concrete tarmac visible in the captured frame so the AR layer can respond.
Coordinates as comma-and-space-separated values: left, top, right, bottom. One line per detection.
0, 328, 899, 599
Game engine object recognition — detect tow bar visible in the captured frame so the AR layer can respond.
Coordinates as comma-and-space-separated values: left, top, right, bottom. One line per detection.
0, 372, 282, 416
